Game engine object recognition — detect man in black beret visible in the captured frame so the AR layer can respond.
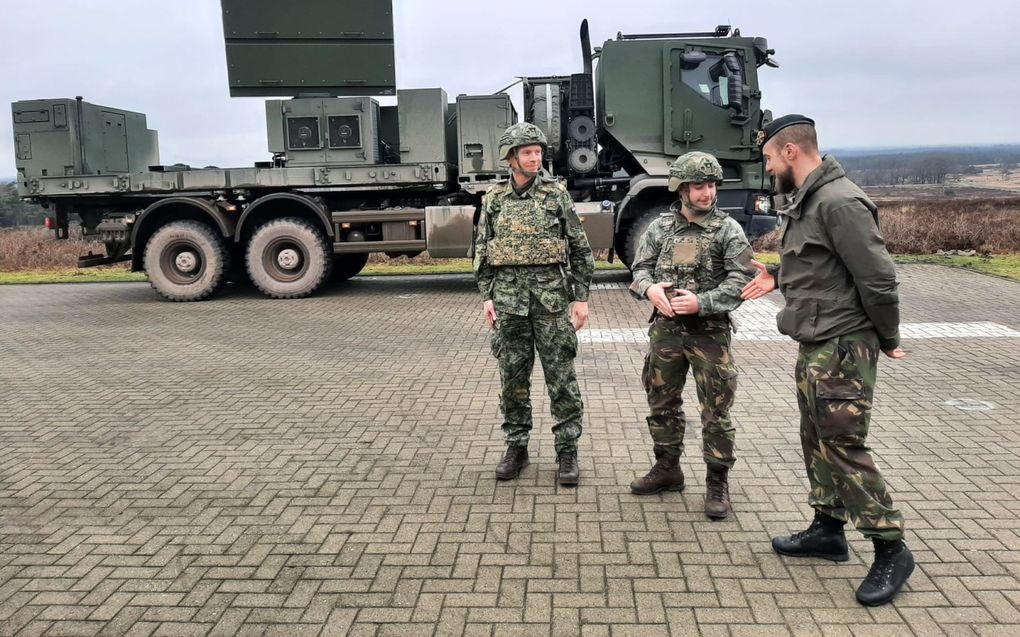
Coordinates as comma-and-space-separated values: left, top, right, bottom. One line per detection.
742, 115, 913, 606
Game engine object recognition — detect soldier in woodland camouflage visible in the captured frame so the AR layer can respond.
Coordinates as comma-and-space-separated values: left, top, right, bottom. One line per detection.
473, 122, 595, 486
742, 114, 913, 607
628, 151, 754, 519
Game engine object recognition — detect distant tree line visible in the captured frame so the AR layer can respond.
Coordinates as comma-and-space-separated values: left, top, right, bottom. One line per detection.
838, 147, 1020, 186
0, 182, 47, 228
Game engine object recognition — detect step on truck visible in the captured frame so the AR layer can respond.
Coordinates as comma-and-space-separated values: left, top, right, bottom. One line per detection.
10, 1, 779, 301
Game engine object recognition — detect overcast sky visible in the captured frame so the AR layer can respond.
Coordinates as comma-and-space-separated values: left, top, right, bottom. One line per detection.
3, 0, 1019, 178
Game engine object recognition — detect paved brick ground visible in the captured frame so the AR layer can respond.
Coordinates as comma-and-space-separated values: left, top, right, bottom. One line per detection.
1, 264, 1018, 636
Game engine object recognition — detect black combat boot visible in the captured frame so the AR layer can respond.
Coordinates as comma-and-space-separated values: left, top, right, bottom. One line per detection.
630, 448, 685, 495
704, 465, 732, 519
495, 446, 529, 480
771, 511, 850, 562
557, 450, 579, 486
855, 539, 914, 606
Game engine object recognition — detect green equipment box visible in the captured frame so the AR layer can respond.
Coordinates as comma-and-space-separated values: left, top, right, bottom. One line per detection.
12, 98, 159, 180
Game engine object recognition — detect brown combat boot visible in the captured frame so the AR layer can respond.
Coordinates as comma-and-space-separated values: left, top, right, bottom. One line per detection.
495, 446, 529, 480
630, 448, 685, 495
704, 464, 732, 519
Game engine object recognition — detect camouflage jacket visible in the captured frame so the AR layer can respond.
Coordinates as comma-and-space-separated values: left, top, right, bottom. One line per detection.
629, 204, 754, 316
774, 156, 900, 349
473, 173, 595, 316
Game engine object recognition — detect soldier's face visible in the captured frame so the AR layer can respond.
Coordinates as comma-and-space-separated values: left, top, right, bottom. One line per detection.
763, 140, 797, 194
682, 182, 717, 209
510, 145, 543, 174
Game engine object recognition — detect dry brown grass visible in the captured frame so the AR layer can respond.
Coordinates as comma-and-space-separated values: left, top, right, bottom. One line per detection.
0, 226, 109, 271
754, 196, 1020, 255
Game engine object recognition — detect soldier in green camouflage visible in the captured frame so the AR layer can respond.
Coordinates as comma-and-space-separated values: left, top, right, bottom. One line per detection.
473, 122, 595, 486
628, 151, 755, 519
742, 114, 913, 606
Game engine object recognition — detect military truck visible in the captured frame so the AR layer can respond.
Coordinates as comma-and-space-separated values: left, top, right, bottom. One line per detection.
10, 1, 778, 301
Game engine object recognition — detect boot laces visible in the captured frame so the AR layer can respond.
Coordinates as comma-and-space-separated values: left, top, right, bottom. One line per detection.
645, 459, 672, 480
502, 447, 522, 463
864, 545, 901, 586
707, 473, 728, 501
559, 453, 577, 473
789, 516, 826, 541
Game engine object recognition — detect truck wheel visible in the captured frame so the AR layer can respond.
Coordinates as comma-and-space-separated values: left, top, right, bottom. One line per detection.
621, 205, 669, 268
332, 253, 369, 282
246, 217, 332, 299
144, 220, 230, 302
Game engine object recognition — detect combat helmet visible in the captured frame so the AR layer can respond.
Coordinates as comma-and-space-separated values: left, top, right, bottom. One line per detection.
667, 151, 724, 192
499, 122, 548, 160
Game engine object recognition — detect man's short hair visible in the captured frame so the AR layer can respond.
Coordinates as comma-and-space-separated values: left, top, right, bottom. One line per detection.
756, 114, 817, 153
769, 123, 818, 153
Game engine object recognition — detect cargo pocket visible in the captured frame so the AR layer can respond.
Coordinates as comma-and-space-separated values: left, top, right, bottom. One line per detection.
814, 377, 869, 441
490, 330, 504, 360
816, 378, 865, 400
717, 364, 738, 386
712, 364, 738, 410
558, 315, 579, 360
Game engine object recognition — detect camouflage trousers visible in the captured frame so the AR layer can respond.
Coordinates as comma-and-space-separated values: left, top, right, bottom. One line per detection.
642, 317, 737, 467
490, 296, 583, 453
796, 329, 905, 541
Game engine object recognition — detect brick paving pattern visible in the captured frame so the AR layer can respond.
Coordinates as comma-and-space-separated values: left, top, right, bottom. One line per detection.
0, 263, 1018, 636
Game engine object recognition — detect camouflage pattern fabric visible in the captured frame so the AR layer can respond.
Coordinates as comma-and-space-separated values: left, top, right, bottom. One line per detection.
642, 318, 737, 466
490, 295, 582, 453
473, 172, 594, 452
486, 195, 567, 265
667, 151, 724, 192
629, 205, 755, 316
498, 122, 548, 160
796, 329, 905, 541
629, 204, 752, 468
474, 174, 595, 316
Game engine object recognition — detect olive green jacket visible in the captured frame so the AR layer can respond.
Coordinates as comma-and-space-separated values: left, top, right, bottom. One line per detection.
774, 156, 900, 350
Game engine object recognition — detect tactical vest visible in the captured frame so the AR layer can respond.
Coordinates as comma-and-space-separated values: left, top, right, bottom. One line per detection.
652, 209, 726, 293
486, 185, 568, 267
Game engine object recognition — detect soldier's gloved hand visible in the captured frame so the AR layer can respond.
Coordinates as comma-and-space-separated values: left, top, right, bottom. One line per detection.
670, 289, 700, 315
741, 259, 776, 300
483, 300, 497, 330
646, 283, 675, 317
570, 301, 589, 331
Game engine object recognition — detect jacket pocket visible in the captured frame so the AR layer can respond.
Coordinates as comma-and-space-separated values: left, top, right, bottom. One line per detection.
777, 298, 819, 341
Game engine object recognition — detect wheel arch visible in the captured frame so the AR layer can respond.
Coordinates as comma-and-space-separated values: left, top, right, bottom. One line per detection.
235, 192, 334, 246
131, 197, 235, 272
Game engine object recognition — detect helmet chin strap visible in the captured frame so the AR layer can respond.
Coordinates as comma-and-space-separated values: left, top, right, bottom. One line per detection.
509, 150, 541, 179
681, 191, 717, 215
512, 165, 540, 179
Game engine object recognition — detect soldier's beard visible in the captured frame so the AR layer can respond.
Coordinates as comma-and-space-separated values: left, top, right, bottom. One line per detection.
776, 167, 796, 194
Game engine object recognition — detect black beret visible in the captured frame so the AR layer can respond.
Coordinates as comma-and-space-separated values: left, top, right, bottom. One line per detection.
755, 114, 815, 147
